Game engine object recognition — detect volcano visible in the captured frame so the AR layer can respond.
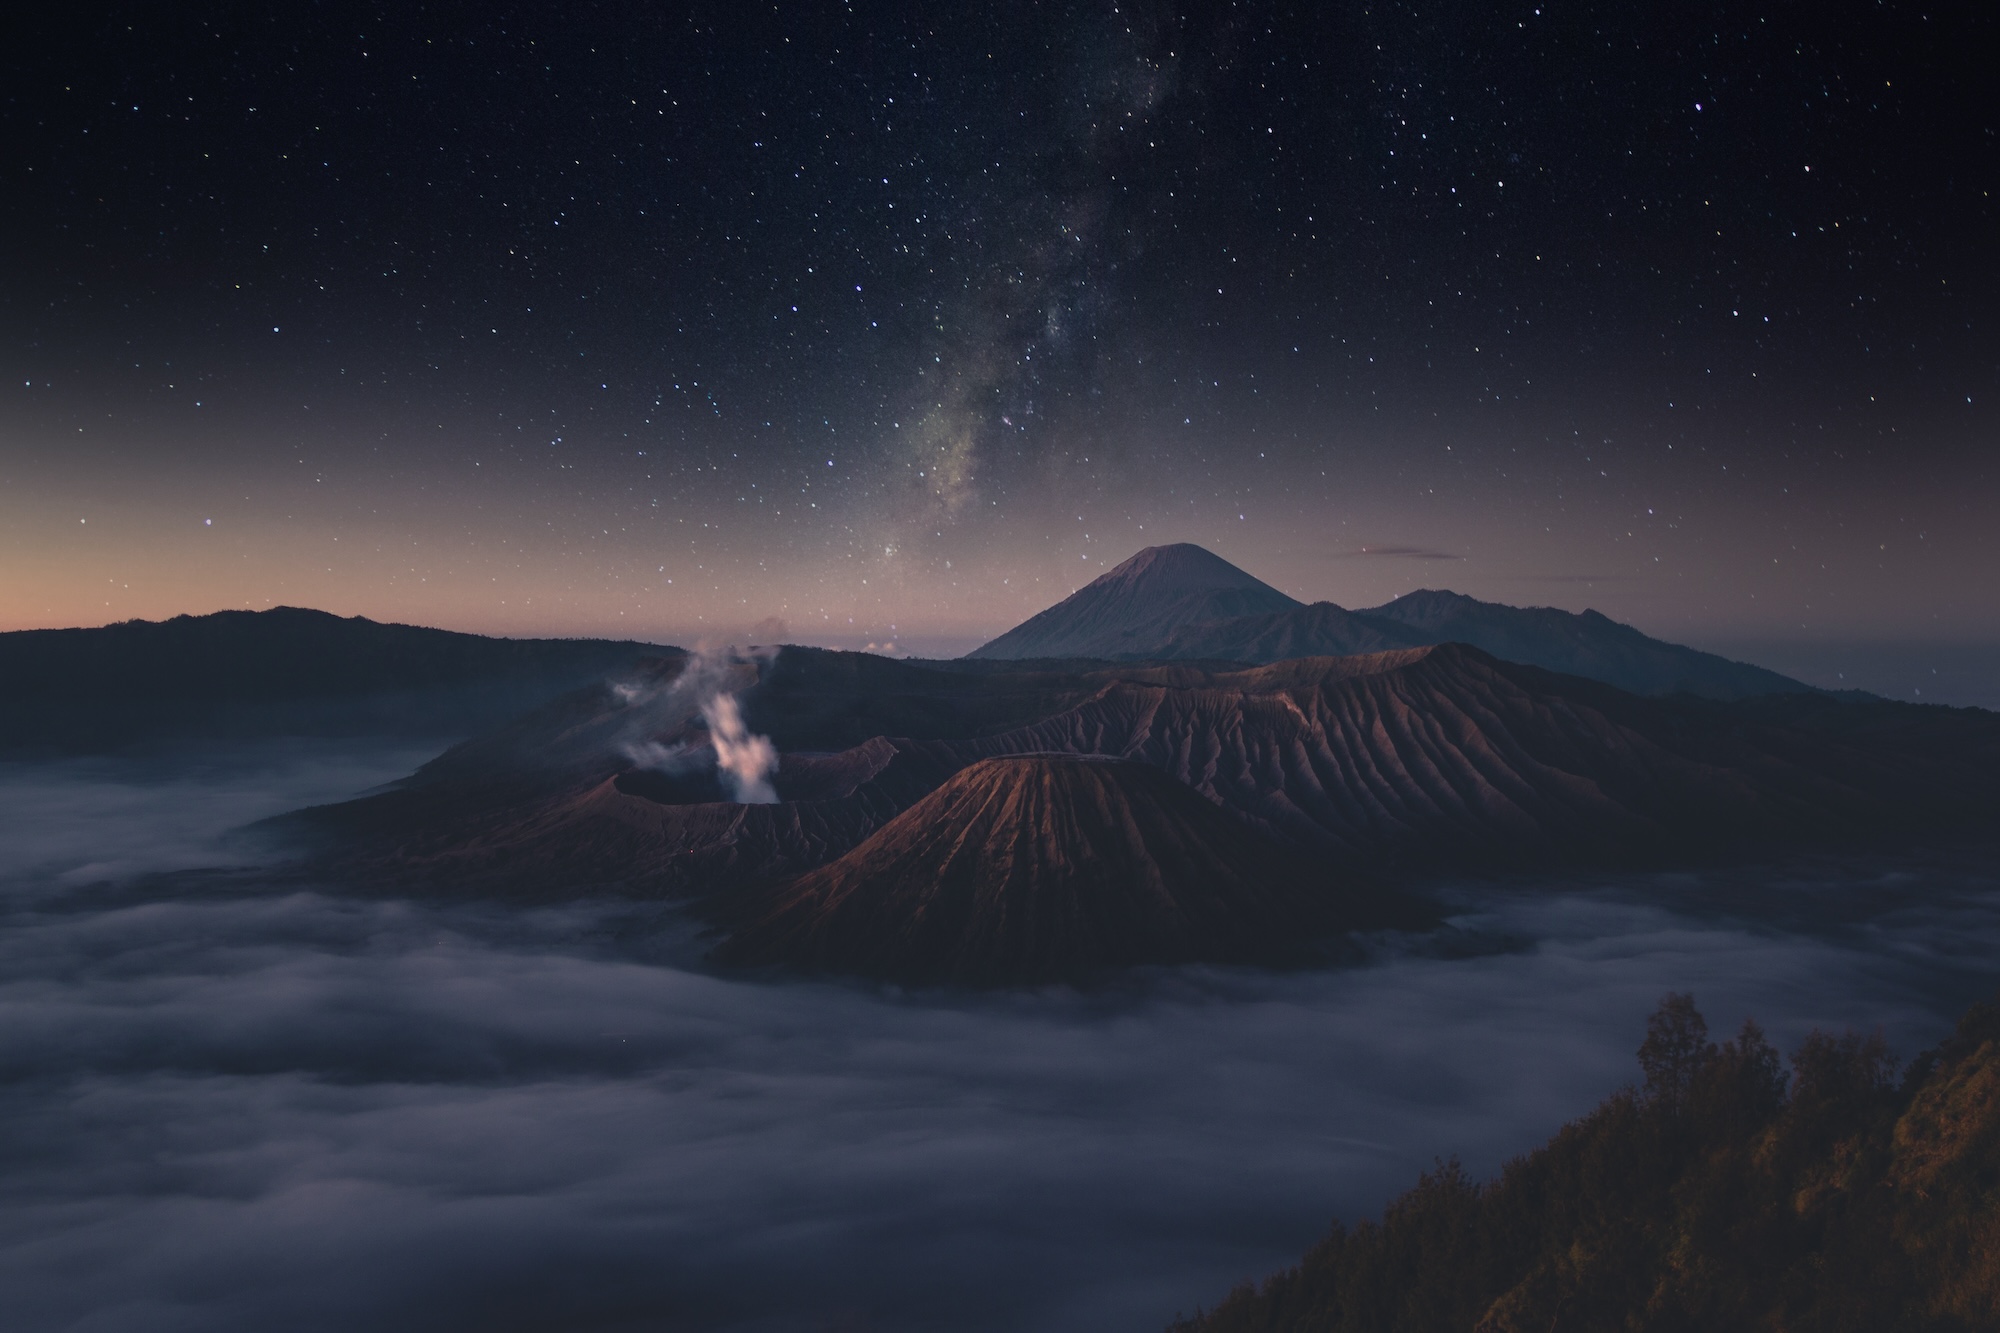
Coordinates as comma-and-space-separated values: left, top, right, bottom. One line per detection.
966, 543, 1301, 660
290, 641, 2000, 907
968, 542, 1811, 701
1154, 599, 1430, 662
715, 754, 1425, 984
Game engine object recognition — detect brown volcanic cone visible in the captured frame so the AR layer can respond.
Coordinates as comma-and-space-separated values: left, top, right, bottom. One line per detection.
715, 754, 1429, 984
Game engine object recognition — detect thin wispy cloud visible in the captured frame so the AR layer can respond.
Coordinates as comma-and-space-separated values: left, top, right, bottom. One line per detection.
1326, 546, 1465, 561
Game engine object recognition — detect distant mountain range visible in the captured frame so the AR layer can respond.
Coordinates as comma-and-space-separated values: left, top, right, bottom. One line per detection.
31, 552, 1988, 986
0, 607, 672, 751
968, 543, 1810, 702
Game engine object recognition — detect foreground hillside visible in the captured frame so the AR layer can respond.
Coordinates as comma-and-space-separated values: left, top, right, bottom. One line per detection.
1171, 992, 2000, 1333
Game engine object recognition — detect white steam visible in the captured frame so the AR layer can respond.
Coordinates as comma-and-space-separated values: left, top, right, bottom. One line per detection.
611, 646, 783, 804
700, 692, 779, 804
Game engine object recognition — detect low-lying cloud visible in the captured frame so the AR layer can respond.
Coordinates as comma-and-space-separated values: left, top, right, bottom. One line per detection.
0, 741, 439, 885
0, 746, 1995, 1332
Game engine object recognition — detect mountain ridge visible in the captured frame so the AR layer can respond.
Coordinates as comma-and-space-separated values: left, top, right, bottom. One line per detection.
1355, 588, 1810, 700
969, 544, 1813, 701
0, 606, 674, 751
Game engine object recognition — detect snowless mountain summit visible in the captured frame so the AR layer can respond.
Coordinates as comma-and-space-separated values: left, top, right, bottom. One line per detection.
968, 543, 1812, 701
965, 543, 1302, 661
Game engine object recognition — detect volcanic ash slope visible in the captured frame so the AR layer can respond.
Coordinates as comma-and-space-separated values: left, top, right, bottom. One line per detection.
715, 754, 1429, 984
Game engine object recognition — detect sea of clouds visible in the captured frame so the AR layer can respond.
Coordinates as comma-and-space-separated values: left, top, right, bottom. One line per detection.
1, 742, 1995, 1332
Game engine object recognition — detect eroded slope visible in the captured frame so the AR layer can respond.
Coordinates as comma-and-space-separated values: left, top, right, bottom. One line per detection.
717, 755, 1423, 983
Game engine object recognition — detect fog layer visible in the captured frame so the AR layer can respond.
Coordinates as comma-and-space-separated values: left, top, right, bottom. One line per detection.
1, 745, 1994, 1332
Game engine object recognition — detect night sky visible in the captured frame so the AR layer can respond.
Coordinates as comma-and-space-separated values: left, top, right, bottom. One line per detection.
4, 1, 1994, 657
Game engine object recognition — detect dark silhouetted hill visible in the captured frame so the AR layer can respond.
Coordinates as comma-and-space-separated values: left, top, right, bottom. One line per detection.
0, 606, 673, 750
715, 755, 1429, 984
1169, 990, 2000, 1333
1355, 587, 1811, 700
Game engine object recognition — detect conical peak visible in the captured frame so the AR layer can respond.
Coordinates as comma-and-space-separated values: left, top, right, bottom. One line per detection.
1085, 544, 1278, 597
966, 543, 1300, 660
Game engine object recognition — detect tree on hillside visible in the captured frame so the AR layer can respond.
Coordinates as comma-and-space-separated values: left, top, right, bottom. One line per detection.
1172, 990, 2000, 1332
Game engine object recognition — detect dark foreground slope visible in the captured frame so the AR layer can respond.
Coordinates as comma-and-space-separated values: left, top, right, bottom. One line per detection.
1170, 991, 2000, 1333
0, 606, 671, 750
716, 755, 1429, 984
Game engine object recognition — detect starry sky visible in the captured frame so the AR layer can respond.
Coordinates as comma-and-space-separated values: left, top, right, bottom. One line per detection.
3, 1, 1994, 660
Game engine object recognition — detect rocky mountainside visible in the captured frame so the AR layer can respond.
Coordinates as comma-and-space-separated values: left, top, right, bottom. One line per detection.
959, 645, 1993, 870
0, 606, 671, 750
1155, 600, 1431, 662
966, 543, 1301, 660
716, 755, 1427, 984
285, 644, 2000, 910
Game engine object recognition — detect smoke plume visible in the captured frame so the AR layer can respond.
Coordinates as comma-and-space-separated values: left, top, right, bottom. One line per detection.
700, 692, 778, 804
610, 646, 783, 804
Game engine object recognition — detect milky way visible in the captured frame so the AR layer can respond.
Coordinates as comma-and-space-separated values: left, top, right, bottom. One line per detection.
3, 2, 1994, 654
